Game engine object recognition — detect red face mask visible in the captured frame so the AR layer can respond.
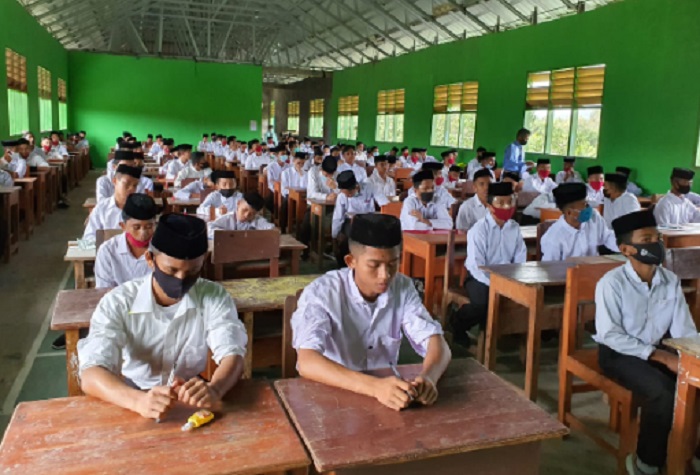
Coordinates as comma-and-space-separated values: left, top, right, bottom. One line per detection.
125, 232, 151, 248
222, 139, 227, 146
590, 180, 603, 191
411, 156, 419, 164
42, 145, 51, 152
402, 151, 409, 157
492, 207, 515, 222
52, 140, 59, 146
538, 170, 550, 180
448, 176, 458, 182
435, 176, 445, 186
446, 158, 455, 165
255, 146, 263, 153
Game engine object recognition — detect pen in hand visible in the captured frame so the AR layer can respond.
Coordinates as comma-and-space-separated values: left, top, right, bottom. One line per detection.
155, 366, 177, 423
390, 363, 415, 402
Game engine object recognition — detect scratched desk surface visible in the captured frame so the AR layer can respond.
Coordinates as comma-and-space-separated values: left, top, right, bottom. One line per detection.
275, 358, 567, 472
0, 380, 310, 475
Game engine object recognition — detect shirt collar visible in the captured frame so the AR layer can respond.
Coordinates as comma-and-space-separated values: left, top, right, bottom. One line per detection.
129, 274, 199, 316
345, 268, 390, 310
622, 260, 662, 288
116, 233, 131, 255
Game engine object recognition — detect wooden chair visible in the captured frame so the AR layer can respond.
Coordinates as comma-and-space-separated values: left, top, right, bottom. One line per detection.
461, 180, 475, 200
651, 193, 666, 204
211, 229, 280, 281
516, 191, 540, 209
394, 167, 413, 182
535, 220, 557, 261
380, 201, 402, 218
440, 230, 470, 327
282, 289, 305, 379
664, 247, 700, 325
95, 229, 123, 249
558, 262, 634, 475
540, 207, 563, 222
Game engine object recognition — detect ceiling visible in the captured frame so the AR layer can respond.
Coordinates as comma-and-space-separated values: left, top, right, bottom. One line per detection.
18, 0, 618, 84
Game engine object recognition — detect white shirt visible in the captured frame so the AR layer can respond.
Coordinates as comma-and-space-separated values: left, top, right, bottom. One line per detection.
400, 195, 453, 231
307, 168, 337, 202
0, 170, 13, 187
586, 184, 605, 207
603, 192, 641, 228
687, 192, 700, 207
196, 190, 242, 216
400, 156, 423, 171
332, 184, 378, 238
76, 139, 90, 150
522, 174, 558, 194
26, 151, 49, 168
245, 154, 271, 171
148, 143, 163, 157
50, 144, 68, 157
367, 170, 396, 207
77, 276, 247, 390
94, 233, 151, 288
281, 168, 308, 198
83, 196, 123, 240
96, 175, 113, 203
139, 176, 154, 193
407, 186, 456, 209
174, 180, 207, 200
654, 192, 700, 227
291, 269, 443, 371
197, 140, 209, 152
468, 166, 495, 182
7, 153, 27, 178
540, 211, 619, 261
455, 196, 488, 232
466, 158, 480, 178
594, 261, 697, 359
175, 165, 211, 187
164, 159, 188, 179
627, 181, 643, 197
466, 213, 527, 286
207, 212, 275, 239
555, 169, 583, 184
523, 192, 556, 219
337, 161, 368, 183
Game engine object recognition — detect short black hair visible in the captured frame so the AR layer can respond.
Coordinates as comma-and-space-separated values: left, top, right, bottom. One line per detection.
616, 231, 633, 247
517, 128, 531, 136
607, 180, 626, 193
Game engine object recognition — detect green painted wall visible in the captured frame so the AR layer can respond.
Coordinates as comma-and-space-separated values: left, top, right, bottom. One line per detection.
331, 0, 700, 194
0, 0, 69, 138
68, 52, 263, 166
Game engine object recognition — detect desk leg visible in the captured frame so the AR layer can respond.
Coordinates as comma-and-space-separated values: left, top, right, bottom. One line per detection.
74, 261, 86, 289
1, 196, 10, 263
317, 211, 325, 271
424, 248, 436, 315
484, 287, 501, 369
524, 286, 544, 401
290, 249, 300, 275
400, 248, 409, 276
288, 197, 296, 235
243, 312, 254, 379
667, 354, 698, 475
65, 329, 83, 397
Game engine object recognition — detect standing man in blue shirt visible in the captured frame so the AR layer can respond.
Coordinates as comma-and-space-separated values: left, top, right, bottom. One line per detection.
502, 128, 535, 177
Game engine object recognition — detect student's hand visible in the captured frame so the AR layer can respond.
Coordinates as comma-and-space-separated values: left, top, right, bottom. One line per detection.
409, 210, 423, 220
177, 378, 223, 409
372, 376, 417, 411
651, 349, 679, 373
326, 178, 337, 189
525, 161, 536, 168
135, 385, 176, 419
327, 193, 337, 202
411, 375, 438, 406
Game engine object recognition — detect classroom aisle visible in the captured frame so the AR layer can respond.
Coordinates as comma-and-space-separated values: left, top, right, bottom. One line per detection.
0, 170, 100, 434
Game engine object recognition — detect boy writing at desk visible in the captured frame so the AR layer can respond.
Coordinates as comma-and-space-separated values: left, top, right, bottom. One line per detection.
78, 214, 247, 419
292, 214, 451, 411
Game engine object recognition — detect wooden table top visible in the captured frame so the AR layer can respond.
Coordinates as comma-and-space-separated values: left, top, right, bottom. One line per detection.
659, 223, 700, 236
0, 186, 21, 194
275, 359, 567, 472
664, 335, 700, 358
0, 380, 310, 475
482, 255, 624, 286
14, 177, 37, 184
168, 198, 201, 206
403, 230, 467, 245
83, 197, 164, 208
51, 274, 320, 330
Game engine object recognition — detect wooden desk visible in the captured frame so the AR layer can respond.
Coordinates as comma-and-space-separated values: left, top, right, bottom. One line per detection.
28, 170, 47, 224
309, 198, 335, 270
660, 224, 700, 248
664, 335, 700, 475
275, 359, 567, 474
401, 230, 467, 315
638, 196, 652, 208
14, 177, 36, 239
51, 274, 319, 395
83, 197, 163, 214
168, 198, 200, 214
287, 187, 307, 237
273, 180, 282, 226
0, 187, 21, 262
64, 242, 95, 289
0, 380, 310, 475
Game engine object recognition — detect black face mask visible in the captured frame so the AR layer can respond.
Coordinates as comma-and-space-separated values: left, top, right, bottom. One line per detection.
220, 189, 236, 198
630, 242, 665, 266
677, 184, 691, 195
152, 261, 199, 300
420, 192, 435, 203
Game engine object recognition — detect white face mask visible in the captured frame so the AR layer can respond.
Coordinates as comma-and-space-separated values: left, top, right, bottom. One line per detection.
373, 152, 379, 157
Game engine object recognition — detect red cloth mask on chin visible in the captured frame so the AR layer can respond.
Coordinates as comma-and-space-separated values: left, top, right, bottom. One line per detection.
448, 176, 458, 183
402, 151, 409, 158
435, 176, 445, 186
126, 232, 151, 248
52, 140, 59, 146
255, 146, 263, 153
42, 145, 51, 152
493, 207, 515, 222
538, 170, 550, 180
590, 180, 603, 191
447, 158, 455, 165
411, 156, 419, 164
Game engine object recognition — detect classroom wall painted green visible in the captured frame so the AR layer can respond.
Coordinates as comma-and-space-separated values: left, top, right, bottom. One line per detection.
68, 52, 263, 166
330, 0, 700, 194
0, 0, 69, 138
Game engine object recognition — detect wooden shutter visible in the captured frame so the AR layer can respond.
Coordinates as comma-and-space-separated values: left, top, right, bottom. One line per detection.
5, 49, 27, 93
526, 71, 550, 109
460, 82, 478, 112
310, 99, 324, 117
58, 78, 67, 103
287, 101, 299, 117
551, 68, 575, 107
576, 65, 605, 107
447, 83, 461, 112
377, 90, 387, 114
433, 85, 448, 113
394, 89, 405, 113
38, 66, 51, 99
349, 95, 359, 116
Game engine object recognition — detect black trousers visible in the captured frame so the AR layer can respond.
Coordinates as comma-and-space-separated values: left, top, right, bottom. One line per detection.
264, 193, 274, 213
279, 197, 288, 231
299, 208, 311, 255
335, 219, 352, 268
452, 276, 490, 336
598, 345, 676, 468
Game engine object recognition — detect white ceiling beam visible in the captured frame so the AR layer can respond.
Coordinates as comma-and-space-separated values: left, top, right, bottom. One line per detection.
447, 0, 494, 34
559, 0, 578, 10
494, 0, 531, 24
157, 6, 164, 53
392, 0, 461, 41
331, 0, 409, 53
183, 16, 201, 56
356, 0, 430, 46
127, 18, 149, 53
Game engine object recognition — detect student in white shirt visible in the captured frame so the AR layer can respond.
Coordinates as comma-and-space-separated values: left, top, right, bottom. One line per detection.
615, 166, 643, 196
654, 167, 700, 227
175, 152, 211, 187
337, 145, 368, 183
465, 146, 487, 179
586, 165, 605, 207
94, 193, 158, 288
16, 138, 49, 169
164, 144, 192, 179
197, 170, 241, 217
292, 213, 451, 411
367, 155, 396, 206
2, 139, 27, 178
244, 144, 270, 171
280, 152, 309, 231
555, 157, 583, 184
198, 134, 209, 152
264, 125, 278, 146
540, 183, 619, 261
307, 156, 338, 203
603, 172, 641, 228
467, 152, 496, 181
408, 162, 456, 209
223, 137, 238, 163
78, 213, 247, 420
49, 131, 68, 159
400, 147, 423, 170
444, 165, 462, 190
456, 168, 491, 232
440, 149, 458, 169
148, 135, 164, 158
265, 145, 288, 199
595, 210, 698, 475
76, 131, 90, 150
84, 165, 141, 240
400, 170, 453, 232
142, 134, 153, 153
207, 192, 275, 239
451, 182, 526, 347
522, 158, 558, 194
332, 171, 379, 267
97, 151, 136, 203
133, 152, 154, 194
365, 145, 379, 166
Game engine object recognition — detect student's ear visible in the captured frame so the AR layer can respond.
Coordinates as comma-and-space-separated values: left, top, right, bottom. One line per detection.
618, 243, 636, 257
119, 222, 126, 232
344, 253, 356, 269
145, 251, 155, 270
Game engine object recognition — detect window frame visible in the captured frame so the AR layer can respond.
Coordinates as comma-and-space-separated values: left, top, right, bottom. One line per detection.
5, 48, 29, 136
287, 100, 300, 134
309, 98, 324, 137
337, 95, 359, 141
38, 66, 52, 132
429, 82, 479, 150
375, 89, 405, 143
